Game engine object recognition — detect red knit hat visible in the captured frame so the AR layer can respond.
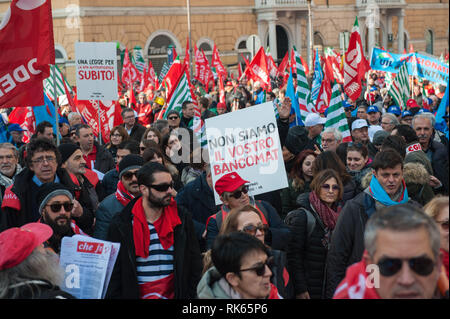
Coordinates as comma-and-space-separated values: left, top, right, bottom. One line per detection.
214, 172, 249, 196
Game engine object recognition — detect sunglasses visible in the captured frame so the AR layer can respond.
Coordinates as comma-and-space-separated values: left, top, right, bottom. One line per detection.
229, 185, 249, 199
377, 256, 436, 277
168, 116, 179, 120
122, 171, 138, 180
148, 181, 174, 192
348, 142, 364, 148
239, 256, 274, 277
242, 224, 269, 236
437, 220, 449, 231
46, 202, 74, 213
321, 184, 340, 191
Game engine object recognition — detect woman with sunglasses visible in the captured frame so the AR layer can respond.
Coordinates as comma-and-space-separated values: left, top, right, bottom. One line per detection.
202, 205, 294, 299
281, 149, 317, 219
286, 169, 344, 299
346, 143, 371, 193
105, 126, 129, 164
424, 196, 449, 280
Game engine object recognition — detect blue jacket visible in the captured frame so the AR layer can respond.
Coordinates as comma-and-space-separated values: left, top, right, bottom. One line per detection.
93, 193, 125, 240
102, 169, 119, 197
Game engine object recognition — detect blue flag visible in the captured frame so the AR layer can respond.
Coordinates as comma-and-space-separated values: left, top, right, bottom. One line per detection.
286, 69, 304, 127
311, 49, 323, 105
0, 115, 9, 143
435, 84, 449, 139
33, 94, 58, 136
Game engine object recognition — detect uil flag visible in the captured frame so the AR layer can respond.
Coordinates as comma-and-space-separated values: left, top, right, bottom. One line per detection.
212, 44, 227, 79
121, 48, 140, 89
344, 17, 370, 102
0, 0, 55, 109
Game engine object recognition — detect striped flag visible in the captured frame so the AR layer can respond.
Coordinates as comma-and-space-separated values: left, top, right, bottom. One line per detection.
311, 49, 323, 105
325, 81, 352, 143
44, 65, 72, 100
163, 72, 192, 119
388, 60, 410, 110
293, 46, 311, 122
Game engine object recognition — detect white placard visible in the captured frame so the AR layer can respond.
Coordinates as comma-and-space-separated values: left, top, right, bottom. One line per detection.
75, 42, 118, 101
205, 102, 288, 205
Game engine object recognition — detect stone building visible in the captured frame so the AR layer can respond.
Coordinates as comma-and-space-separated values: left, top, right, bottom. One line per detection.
0, 0, 448, 84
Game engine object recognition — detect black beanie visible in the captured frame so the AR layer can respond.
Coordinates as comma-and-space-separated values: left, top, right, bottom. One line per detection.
37, 182, 74, 214
58, 143, 81, 165
119, 154, 144, 179
284, 126, 310, 156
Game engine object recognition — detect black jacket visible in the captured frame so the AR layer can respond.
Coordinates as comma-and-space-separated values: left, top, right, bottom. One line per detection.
105, 197, 203, 299
92, 141, 115, 174
325, 191, 420, 298
426, 140, 449, 195
286, 193, 330, 299
123, 123, 146, 143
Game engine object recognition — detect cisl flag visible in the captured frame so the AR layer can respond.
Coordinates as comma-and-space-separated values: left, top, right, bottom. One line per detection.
0, 0, 55, 108
343, 17, 370, 102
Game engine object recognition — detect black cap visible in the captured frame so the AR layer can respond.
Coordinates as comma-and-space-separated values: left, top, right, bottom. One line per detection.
284, 126, 310, 156
118, 154, 144, 179
58, 143, 81, 165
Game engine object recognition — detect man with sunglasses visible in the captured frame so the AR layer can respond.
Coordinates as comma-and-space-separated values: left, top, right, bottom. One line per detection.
325, 149, 421, 298
94, 154, 144, 240
0, 138, 82, 232
334, 204, 443, 299
36, 182, 87, 254
166, 110, 181, 130
106, 162, 202, 299
205, 172, 289, 252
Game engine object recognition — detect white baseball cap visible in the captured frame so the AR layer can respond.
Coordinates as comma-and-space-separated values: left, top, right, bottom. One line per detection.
304, 113, 326, 127
351, 119, 368, 131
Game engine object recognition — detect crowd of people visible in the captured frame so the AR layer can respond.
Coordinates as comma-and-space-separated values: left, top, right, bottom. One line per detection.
0, 68, 448, 300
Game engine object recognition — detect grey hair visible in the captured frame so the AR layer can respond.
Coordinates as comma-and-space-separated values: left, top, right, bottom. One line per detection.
0, 142, 19, 158
412, 113, 436, 129
67, 112, 81, 122
364, 204, 441, 259
382, 113, 399, 125
321, 127, 342, 142
0, 248, 64, 299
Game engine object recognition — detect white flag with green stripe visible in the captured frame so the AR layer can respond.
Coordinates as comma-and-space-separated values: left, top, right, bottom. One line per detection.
325, 81, 352, 143
388, 60, 410, 110
163, 72, 192, 119
44, 65, 71, 99
293, 46, 311, 121
131, 46, 146, 72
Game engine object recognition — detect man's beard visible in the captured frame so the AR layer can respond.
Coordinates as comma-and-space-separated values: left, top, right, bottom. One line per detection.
147, 192, 172, 208
43, 211, 72, 237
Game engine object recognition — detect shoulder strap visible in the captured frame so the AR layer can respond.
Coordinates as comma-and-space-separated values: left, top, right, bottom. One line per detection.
284, 207, 316, 241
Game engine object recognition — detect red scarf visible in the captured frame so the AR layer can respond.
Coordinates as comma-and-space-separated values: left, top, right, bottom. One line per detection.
131, 197, 181, 258
308, 191, 342, 230
333, 255, 380, 299
115, 180, 135, 207
442, 249, 449, 280
268, 283, 282, 299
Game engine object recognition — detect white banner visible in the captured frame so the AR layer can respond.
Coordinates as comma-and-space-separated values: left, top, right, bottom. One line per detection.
205, 102, 288, 205
75, 42, 118, 100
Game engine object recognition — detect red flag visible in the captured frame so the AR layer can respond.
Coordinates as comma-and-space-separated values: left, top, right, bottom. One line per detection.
290, 48, 296, 75
343, 17, 370, 102
300, 55, 309, 76
212, 44, 227, 79
128, 87, 137, 110
238, 61, 243, 79
183, 38, 191, 83
241, 53, 251, 80
324, 51, 344, 85
121, 48, 140, 89
267, 53, 278, 79
8, 107, 35, 143
62, 77, 77, 113
218, 73, 225, 104
0, 0, 55, 108
277, 51, 289, 78
315, 77, 332, 114
161, 57, 183, 103
194, 45, 210, 87
247, 47, 271, 90
409, 43, 414, 53
201, 49, 215, 91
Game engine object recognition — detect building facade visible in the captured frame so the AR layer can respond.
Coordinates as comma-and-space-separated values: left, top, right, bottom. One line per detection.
1, 0, 448, 84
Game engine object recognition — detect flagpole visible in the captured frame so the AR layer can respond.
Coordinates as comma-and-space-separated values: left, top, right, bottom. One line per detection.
52, 65, 60, 146
97, 100, 102, 145
187, 0, 193, 78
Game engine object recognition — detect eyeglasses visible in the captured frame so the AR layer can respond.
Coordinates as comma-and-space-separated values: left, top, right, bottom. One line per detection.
377, 256, 436, 277
168, 116, 179, 120
436, 219, 449, 231
322, 138, 335, 144
148, 181, 174, 192
46, 202, 74, 213
229, 185, 249, 199
122, 171, 138, 180
242, 224, 269, 236
321, 184, 340, 191
239, 256, 274, 277
31, 156, 56, 164
348, 142, 364, 148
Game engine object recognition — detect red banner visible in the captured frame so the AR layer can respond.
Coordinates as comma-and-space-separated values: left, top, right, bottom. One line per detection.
121, 48, 140, 89
7, 106, 34, 142
212, 44, 227, 79
0, 0, 55, 108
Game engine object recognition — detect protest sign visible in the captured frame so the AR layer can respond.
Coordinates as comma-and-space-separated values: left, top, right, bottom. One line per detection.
59, 235, 120, 299
205, 102, 288, 204
75, 42, 118, 101
370, 47, 449, 85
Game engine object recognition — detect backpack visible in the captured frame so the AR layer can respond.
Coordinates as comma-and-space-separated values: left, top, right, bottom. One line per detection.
284, 207, 316, 241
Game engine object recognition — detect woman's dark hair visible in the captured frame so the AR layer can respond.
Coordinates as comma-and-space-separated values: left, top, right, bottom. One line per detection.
142, 147, 164, 163
335, 142, 348, 166
312, 150, 352, 184
310, 169, 344, 202
347, 143, 369, 159
381, 135, 406, 160
110, 125, 129, 144
393, 124, 419, 144
141, 139, 160, 152
289, 149, 317, 190
142, 127, 162, 145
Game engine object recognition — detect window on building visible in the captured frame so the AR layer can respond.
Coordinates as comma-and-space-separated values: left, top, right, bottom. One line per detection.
425, 29, 433, 55
147, 34, 177, 75
339, 31, 350, 53
313, 32, 324, 55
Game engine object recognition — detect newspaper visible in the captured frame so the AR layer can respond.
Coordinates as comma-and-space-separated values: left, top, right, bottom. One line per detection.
59, 235, 120, 299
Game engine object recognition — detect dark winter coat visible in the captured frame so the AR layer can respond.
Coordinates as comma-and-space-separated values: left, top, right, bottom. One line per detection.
94, 193, 126, 240
92, 141, 115, 174
425, 140, 449, 194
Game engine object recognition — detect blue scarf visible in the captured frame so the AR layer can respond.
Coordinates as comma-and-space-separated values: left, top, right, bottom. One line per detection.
369, 175, 409, 206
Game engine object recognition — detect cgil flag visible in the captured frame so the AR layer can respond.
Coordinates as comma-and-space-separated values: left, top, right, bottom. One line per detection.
388, 60, 410, 110
325, 81, 352, 143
